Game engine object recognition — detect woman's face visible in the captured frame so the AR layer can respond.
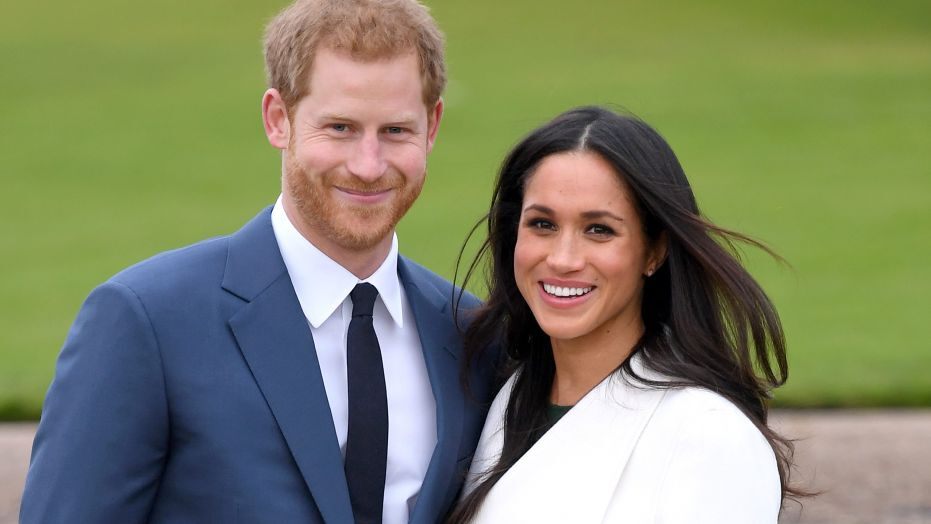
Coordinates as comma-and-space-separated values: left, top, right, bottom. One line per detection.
514, 151, 660, 345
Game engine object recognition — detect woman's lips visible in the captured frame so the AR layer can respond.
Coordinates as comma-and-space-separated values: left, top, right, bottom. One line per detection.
537, 281, 595, 308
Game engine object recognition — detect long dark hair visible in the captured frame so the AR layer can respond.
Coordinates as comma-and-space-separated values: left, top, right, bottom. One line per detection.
450, 106, 801, 522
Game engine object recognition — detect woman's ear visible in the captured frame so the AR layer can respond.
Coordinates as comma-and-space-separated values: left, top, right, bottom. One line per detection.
645, 231, 668, 277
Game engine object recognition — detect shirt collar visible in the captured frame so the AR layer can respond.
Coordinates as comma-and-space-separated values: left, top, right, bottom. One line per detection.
271, 195, 405, 329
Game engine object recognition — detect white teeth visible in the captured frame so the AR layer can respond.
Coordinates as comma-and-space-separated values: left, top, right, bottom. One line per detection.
542, 283, 592, 297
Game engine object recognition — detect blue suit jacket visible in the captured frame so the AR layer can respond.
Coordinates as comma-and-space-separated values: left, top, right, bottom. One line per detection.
21, 207, 497, 523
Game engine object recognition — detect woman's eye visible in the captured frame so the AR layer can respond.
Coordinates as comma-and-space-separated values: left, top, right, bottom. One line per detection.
527, 219, 555, 230
587, 224, 615, 236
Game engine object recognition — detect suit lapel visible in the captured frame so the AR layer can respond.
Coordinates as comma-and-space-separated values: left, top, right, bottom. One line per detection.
475, 355, 667, 523
399, 258, 465, 524
223, 208, 354, 523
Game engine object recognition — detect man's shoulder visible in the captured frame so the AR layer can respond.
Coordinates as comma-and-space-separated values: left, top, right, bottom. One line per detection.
398, 255, 481, 310
107, 234, 232, 297
104, 207, 276, 301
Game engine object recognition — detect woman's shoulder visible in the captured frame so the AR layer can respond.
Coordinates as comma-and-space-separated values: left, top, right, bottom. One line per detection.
652, 385, 769, 447
624, 354, 766, 442
625, 385, 782, 522
641, 384, 779, 494
663, 385, 753, 419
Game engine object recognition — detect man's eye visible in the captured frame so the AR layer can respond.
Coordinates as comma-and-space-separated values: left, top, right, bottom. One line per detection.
330, 124, 349, 132
386, 126, 404, 134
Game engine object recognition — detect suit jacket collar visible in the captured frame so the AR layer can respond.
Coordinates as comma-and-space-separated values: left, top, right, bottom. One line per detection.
469, 353, 668, 523
224, 207, 354, 523
398, 258, 467, 523
223, 208, 467, 524
221, 206, 286, 301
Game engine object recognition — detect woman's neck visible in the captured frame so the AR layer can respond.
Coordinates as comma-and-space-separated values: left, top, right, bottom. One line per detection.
549, 315, 644, 406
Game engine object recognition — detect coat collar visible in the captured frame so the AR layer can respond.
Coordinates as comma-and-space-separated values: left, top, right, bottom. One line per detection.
469, 353, 668, 523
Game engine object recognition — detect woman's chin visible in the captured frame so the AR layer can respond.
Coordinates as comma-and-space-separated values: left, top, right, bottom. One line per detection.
536, 321, 591, 344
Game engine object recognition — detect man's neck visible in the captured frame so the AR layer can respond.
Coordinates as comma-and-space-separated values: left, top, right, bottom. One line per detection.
281, 202, 393, 280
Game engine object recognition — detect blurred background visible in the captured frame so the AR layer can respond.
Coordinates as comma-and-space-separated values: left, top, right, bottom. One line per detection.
1, 0, 929, 420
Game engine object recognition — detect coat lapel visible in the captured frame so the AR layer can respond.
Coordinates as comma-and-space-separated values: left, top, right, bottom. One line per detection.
399, 258, 465, 524
222, 208, 354, 523
473, 355, 667, 523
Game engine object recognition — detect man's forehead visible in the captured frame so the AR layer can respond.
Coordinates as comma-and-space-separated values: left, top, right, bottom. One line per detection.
297, 48, 428, 114
305, 48, 421, 86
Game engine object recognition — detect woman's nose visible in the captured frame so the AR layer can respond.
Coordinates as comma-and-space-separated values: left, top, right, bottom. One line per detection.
546, 234, 585, 273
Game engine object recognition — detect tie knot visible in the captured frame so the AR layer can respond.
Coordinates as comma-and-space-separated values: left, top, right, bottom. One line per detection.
350, 283, 379, 317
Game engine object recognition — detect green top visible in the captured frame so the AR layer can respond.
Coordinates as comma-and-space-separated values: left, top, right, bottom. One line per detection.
529, 404, 574, 446
546, 403, 573, 427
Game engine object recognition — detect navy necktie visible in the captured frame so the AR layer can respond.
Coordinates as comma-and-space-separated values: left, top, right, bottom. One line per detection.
345, 283, 388, 524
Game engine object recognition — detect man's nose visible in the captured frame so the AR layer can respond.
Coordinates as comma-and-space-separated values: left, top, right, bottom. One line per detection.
346, 133, 388, 182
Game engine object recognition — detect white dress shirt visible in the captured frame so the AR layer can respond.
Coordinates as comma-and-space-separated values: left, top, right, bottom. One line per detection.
271, 197, 437, 523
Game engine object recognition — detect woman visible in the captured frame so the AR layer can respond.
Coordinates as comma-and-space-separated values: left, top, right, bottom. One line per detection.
450, 107, 799, 523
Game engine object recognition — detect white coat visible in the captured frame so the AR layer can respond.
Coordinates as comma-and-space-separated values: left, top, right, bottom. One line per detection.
463, 354, 781, 523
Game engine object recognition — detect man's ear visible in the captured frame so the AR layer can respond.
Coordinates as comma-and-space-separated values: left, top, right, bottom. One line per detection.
425, 97, 444, 154
262, 89, 291, 150
646, 231, 669, 277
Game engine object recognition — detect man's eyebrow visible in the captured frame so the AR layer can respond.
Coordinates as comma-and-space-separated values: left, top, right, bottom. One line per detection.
383, 114, 421, 127
316, 112, 356, 122
314, 113, 421, 128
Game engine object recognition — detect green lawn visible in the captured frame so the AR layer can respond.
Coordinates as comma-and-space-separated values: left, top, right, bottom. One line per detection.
1, 0, 929, 418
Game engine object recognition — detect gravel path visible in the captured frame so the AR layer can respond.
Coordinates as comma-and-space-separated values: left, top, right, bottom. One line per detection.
773, 410, 931, 524
0, 423, 33, 524
3, 411, 931, 523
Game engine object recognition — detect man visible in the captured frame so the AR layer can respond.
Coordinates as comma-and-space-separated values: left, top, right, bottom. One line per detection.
20, 1, 497, 522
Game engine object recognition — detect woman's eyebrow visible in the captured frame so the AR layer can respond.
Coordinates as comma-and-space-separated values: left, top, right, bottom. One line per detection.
580, 210, 625, 222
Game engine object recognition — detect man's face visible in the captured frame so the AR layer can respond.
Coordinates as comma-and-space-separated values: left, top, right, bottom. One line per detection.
281, 47, 441, 257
